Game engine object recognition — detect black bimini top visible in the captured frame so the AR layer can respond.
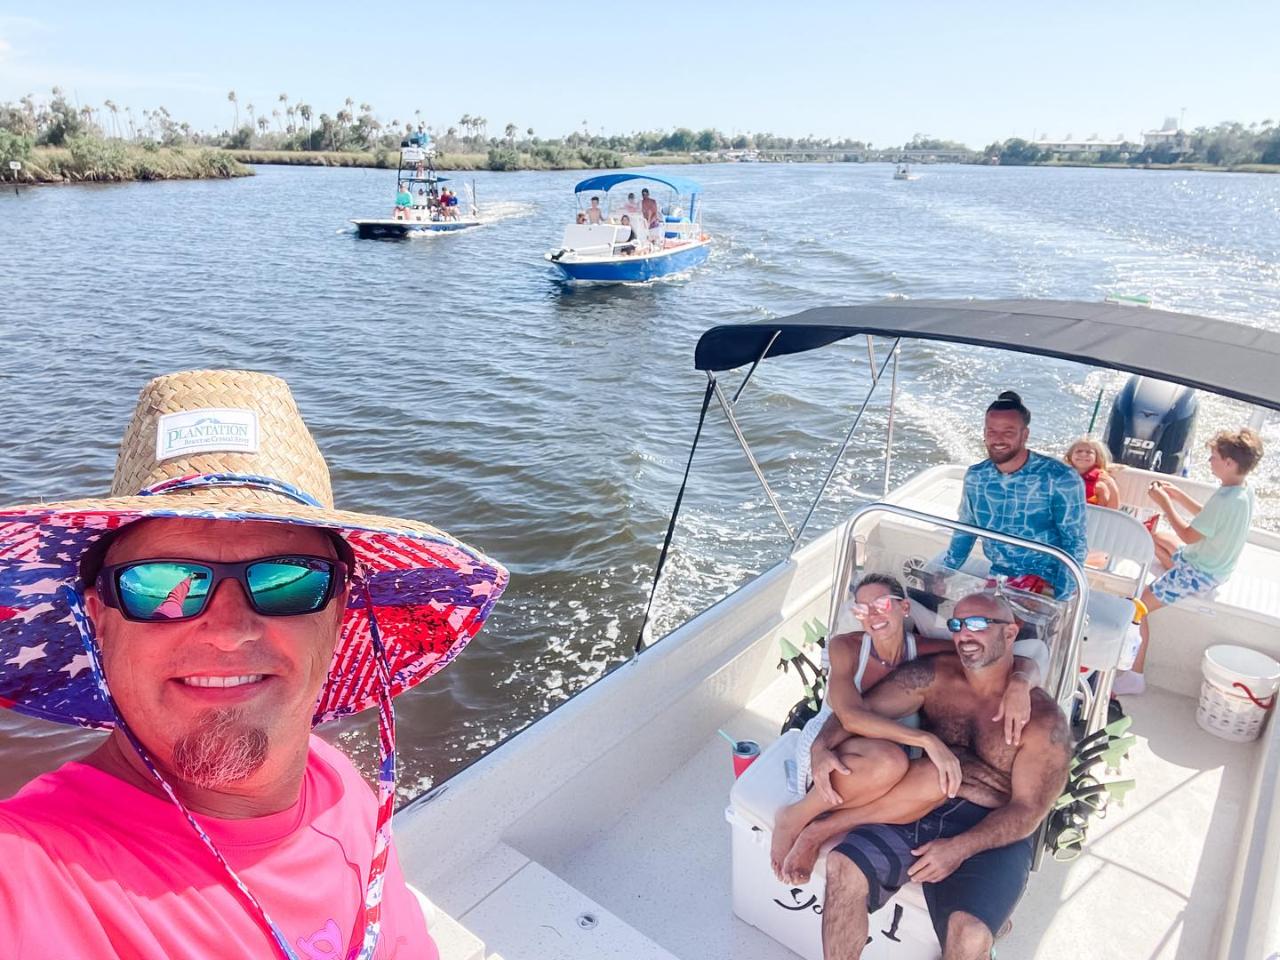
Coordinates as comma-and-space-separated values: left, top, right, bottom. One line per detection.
694, 299, 1280, 413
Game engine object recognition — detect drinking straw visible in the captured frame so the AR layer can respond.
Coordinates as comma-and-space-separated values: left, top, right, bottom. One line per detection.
717, 729, 739, 747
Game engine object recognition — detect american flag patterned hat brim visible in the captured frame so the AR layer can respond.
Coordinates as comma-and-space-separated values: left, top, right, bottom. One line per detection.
0, 496, 509, 729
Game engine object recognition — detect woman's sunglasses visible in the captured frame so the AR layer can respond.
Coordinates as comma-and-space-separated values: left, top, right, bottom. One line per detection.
946, 615, 1013, 634
95, 556, 347, 623
851, 595, 901, 619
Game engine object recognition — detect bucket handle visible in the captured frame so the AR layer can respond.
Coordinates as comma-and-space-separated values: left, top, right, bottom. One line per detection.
1232, 682, 1276, 710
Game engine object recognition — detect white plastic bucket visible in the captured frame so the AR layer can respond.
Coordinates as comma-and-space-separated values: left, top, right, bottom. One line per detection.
1196, 645, 1280, 742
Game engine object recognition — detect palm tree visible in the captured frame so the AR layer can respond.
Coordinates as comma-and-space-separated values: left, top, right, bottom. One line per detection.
104, 99, 119, 138
272, 108, 282, 133
258, 116, 270, 138
298, 103, 313, 147
227, 90, 238, 130
504, 122, 517, 144
526, 127, 534, 139
246, 102, 256, 134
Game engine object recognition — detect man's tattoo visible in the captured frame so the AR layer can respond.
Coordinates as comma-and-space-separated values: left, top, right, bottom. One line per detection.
891, 656, 935, 692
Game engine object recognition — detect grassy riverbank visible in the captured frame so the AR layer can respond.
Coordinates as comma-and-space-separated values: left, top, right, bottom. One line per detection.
22, 142, 251, 183
229, 149, 489, 169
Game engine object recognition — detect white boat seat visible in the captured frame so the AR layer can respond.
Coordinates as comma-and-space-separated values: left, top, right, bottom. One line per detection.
1085, 504, 1155, 589
1080, 592, 1141, 671
558, 223, 619, 252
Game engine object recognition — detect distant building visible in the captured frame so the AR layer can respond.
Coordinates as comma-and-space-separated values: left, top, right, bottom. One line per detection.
1142, 119, 1190, 153
1031, 135, 1128, 157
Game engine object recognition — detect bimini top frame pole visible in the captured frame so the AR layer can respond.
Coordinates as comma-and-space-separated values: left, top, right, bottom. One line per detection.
789, 336, 900, 553
637, 331, 903, 650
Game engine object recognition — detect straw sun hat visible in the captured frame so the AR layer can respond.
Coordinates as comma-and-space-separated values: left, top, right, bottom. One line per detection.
0, 369, 509, 729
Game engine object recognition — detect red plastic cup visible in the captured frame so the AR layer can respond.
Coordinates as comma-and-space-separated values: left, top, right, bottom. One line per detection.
732, 740, 760, 778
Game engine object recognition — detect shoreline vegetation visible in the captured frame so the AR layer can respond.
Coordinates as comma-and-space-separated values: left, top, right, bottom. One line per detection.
24, 143, 250, 183
225, 148, 700, 171
3, 88, 1278, 185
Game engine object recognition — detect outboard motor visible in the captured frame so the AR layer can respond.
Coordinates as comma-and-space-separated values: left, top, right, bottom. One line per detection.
1104, 375, 1199, 475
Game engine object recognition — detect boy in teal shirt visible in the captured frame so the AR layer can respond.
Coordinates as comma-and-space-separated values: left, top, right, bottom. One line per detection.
1117, 428, 1264, 694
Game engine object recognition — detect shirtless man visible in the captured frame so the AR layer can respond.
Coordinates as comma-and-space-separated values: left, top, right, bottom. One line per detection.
802, 593, 1071, 960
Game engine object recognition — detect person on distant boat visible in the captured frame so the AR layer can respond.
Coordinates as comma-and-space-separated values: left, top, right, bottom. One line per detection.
616, 214, 640, 255
937, 391, 1087, 599
0, 369, 508, 959
808, 592, 1071, 960
586, 196, 607, 225
394, 182, 413, 220
622, 192, 640, 215
1062, 436, 1119, 509
575, 211, 587, 225
771, 574, 1046, 886
640, 187, 660, 230
441, 188, 460, 220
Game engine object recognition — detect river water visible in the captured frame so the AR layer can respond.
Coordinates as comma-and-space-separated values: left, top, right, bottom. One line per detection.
2, 162, 1278, 800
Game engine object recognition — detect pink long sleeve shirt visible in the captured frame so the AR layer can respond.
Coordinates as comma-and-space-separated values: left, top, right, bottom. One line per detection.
0, 736, 437, 960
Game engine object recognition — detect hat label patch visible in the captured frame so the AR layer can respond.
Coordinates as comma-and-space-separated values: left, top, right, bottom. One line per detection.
156, 408, 260, 460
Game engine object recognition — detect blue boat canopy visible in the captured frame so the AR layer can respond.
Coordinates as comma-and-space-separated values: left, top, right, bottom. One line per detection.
573, 172, 702, 196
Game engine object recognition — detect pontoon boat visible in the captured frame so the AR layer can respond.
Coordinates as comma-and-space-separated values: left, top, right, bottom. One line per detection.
394, 300, 1280, 960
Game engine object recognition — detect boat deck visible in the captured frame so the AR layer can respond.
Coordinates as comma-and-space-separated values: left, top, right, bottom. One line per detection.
427, 671, 1259, 960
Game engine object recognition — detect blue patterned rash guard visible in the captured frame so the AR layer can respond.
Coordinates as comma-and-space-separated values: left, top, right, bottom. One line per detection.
942, 451, 1088, 598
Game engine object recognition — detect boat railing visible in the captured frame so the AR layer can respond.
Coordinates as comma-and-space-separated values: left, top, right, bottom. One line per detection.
839, 502, 1087, 714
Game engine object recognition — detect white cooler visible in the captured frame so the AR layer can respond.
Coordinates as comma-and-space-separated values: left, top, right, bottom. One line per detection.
726, 730, 941, 960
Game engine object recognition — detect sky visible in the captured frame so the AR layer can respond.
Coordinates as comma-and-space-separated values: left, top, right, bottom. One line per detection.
1, 1, 1277, 147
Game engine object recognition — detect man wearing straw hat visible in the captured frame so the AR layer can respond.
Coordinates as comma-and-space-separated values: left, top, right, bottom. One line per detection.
0, 370, 508, 959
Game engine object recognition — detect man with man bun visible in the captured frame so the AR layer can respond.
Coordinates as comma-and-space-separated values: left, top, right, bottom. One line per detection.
941, 391, 1087, 598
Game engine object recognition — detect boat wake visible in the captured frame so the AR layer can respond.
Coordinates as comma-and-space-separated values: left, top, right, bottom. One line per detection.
474, 199, 536, 224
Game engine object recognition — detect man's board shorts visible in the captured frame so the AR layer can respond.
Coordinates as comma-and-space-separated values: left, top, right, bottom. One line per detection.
1151, 549, 1222, 605
833, 798, 1034, 945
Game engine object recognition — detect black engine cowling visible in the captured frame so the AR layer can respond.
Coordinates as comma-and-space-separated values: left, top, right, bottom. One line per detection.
1104, 376, 1199, 475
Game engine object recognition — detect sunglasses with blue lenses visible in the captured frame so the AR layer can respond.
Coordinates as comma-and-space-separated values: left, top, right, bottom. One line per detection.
96, 556, 347, 623
946, 615, 1013, 634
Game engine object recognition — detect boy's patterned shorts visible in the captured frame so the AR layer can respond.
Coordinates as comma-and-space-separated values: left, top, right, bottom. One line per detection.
1151, 550, 1222, 604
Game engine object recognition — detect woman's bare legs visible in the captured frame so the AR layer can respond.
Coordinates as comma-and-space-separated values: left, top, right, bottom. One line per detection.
770, 737, 908, 878
780, 757, 948, 885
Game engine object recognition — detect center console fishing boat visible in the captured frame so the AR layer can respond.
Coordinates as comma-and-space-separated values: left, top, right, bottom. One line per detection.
392, 300, 1280, 960
351, 133, 480, 239
545, 172, 710, 283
